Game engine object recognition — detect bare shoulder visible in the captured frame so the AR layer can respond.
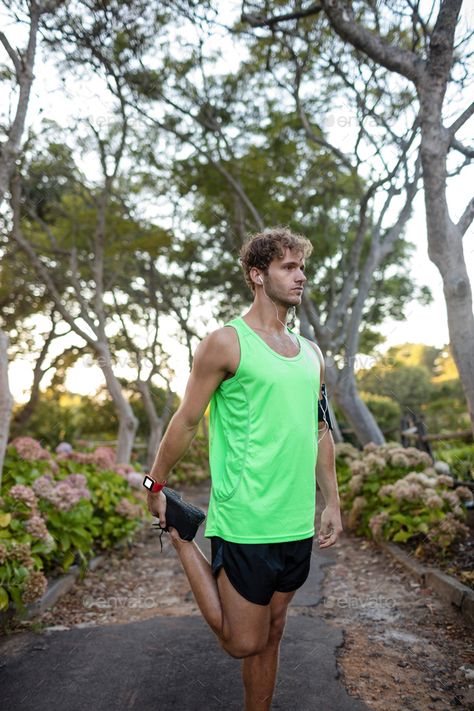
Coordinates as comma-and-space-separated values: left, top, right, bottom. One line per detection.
301, 336, 325, 380
193, 325, 238, 374
197, 325, 238, 354
301, 336, 324, 362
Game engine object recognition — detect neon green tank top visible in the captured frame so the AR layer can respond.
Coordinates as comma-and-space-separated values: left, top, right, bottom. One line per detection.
204, 316, 320, 543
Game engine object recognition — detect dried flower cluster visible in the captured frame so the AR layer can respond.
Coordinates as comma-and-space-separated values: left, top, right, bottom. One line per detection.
32, 474, 91, 512
22, 570, 48, 604
10, 436, 51, 461
115, 497, 143, 520
340, 442, 473, 550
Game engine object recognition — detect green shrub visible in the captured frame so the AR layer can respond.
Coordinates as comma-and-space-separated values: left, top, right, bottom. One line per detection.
432, 443, 474, 482
335, 442, 472, 554
0, 439, 146, 614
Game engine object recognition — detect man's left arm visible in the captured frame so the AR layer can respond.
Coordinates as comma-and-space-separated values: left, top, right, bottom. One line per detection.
316, 425, 343, 548
306, 337, 343, 548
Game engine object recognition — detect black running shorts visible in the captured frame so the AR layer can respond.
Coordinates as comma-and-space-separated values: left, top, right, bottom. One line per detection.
210, 535, 314, 606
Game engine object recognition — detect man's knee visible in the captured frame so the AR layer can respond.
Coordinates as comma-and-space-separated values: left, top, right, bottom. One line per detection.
266, 615, 287, 646
220, 634, 268, 659
219, 616, 287, 658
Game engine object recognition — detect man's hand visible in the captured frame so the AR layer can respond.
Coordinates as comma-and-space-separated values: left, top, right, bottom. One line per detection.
317, 504, 343, 548
147, 491, 167, 528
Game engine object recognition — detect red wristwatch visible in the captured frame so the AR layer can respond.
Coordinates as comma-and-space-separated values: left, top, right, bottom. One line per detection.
143, 475, 167, 493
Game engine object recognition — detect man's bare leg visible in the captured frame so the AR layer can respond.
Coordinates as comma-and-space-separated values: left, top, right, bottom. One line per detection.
168, 528, 273, 657
168, 530, 223, 636
242, 641, 281, 711
241, 590, 295, 711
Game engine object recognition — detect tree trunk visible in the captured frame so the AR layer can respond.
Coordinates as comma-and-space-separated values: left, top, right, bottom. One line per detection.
97, 343, 138, 464
334, 367, 385, 446
418, 80, 474, 433
299, 306, 385, 446
327, 400, 343, 444
136, 380, 175, 471
318, 0, 474, 435
434, 224, 474, 432
0, 3, 42, 204
0, 330, 14, 487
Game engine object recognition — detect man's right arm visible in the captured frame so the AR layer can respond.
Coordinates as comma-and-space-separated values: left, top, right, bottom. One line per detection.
146, 328, 231, 524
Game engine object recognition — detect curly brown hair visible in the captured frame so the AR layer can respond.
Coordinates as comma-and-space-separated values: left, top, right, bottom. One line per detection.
239, 227, 313, 293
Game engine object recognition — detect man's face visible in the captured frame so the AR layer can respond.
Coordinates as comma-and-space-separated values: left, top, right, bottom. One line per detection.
263, 248, 307, 306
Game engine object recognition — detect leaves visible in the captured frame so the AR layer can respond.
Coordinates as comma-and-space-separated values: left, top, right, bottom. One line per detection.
0, 513, 11, 527
0, 587, 10, 611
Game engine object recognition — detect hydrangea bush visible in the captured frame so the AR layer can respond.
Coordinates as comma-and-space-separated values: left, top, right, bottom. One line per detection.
0, 438, 147, 614
336, 442, 473, 553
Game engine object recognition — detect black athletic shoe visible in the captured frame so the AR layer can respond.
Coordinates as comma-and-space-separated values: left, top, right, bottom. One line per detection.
152, 487, 206, 551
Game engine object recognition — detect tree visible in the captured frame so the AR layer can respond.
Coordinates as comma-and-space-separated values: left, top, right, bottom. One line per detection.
242, 0, 474, 433
153, 10, 431, 444
9, 125, 167, 463
0, 0, 60, 483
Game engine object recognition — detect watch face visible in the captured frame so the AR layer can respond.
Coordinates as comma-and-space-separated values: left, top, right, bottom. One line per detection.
143, 475, 154, 490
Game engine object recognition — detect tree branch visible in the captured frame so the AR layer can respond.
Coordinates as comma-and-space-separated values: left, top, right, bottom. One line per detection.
450, 138, 474, 159
10, 173, 97, 349
241, 3, 322, 28
447, 100, 474, 138
457, 196, 474, 237
320, 0, 419, 83
0, 31, 21, 76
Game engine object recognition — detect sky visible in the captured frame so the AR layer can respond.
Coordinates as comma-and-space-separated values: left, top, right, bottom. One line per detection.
2, 2, 473, 402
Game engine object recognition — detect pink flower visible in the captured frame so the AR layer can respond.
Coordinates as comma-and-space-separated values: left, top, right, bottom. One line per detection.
65, 473, 87, 489
442, 490, 460, 508
33, 475, 90, 510
93, 446, 116, 470
126, 472, 143, 489
425, 494, 443, 509
22, 570, 48, 603
455, 486, 473, 502
65, 474, 91, 500
115, 464, 135, 477
349, 475, 363, 495
369, 511, 390, 539
378, 484, 395, 498
115, 497, 142, 520
9, 484, 38, 509
49, 482, 83, 511
25, 514, 49, 540
32, 475, 54, 498
55, 442, 73, 454
9, 542, 35, 568
10, 436, 51, 461
389, 452, 410, 468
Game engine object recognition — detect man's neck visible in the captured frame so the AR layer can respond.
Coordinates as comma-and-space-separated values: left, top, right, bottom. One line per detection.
243, 303, 291, 335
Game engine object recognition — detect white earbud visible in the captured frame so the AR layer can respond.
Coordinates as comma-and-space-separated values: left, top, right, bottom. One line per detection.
258, 276, 263, 284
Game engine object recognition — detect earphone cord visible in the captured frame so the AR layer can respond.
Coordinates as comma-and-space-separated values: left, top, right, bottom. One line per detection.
260, 280, 297, 346
260, 279, 329, 445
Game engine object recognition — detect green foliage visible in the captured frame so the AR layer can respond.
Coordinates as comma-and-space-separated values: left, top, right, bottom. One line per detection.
355, 343, 470, 438
359, 392, 401, 438
357, 363, 433, 411
335, 443, 471, 558
0, 445, 147, 615
169, 434, 210, 486
11, 382, 176, 452
433, 443, 474, 483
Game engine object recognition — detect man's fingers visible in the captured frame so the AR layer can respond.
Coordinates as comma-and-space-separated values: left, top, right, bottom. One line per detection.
318, 533, 337, 548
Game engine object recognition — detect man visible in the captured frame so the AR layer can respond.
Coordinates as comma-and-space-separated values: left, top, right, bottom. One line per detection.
146, 227, 343, 710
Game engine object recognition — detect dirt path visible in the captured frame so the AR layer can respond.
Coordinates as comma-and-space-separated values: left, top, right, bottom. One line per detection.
4, 482, 474, 710
318, 534, 474, 711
